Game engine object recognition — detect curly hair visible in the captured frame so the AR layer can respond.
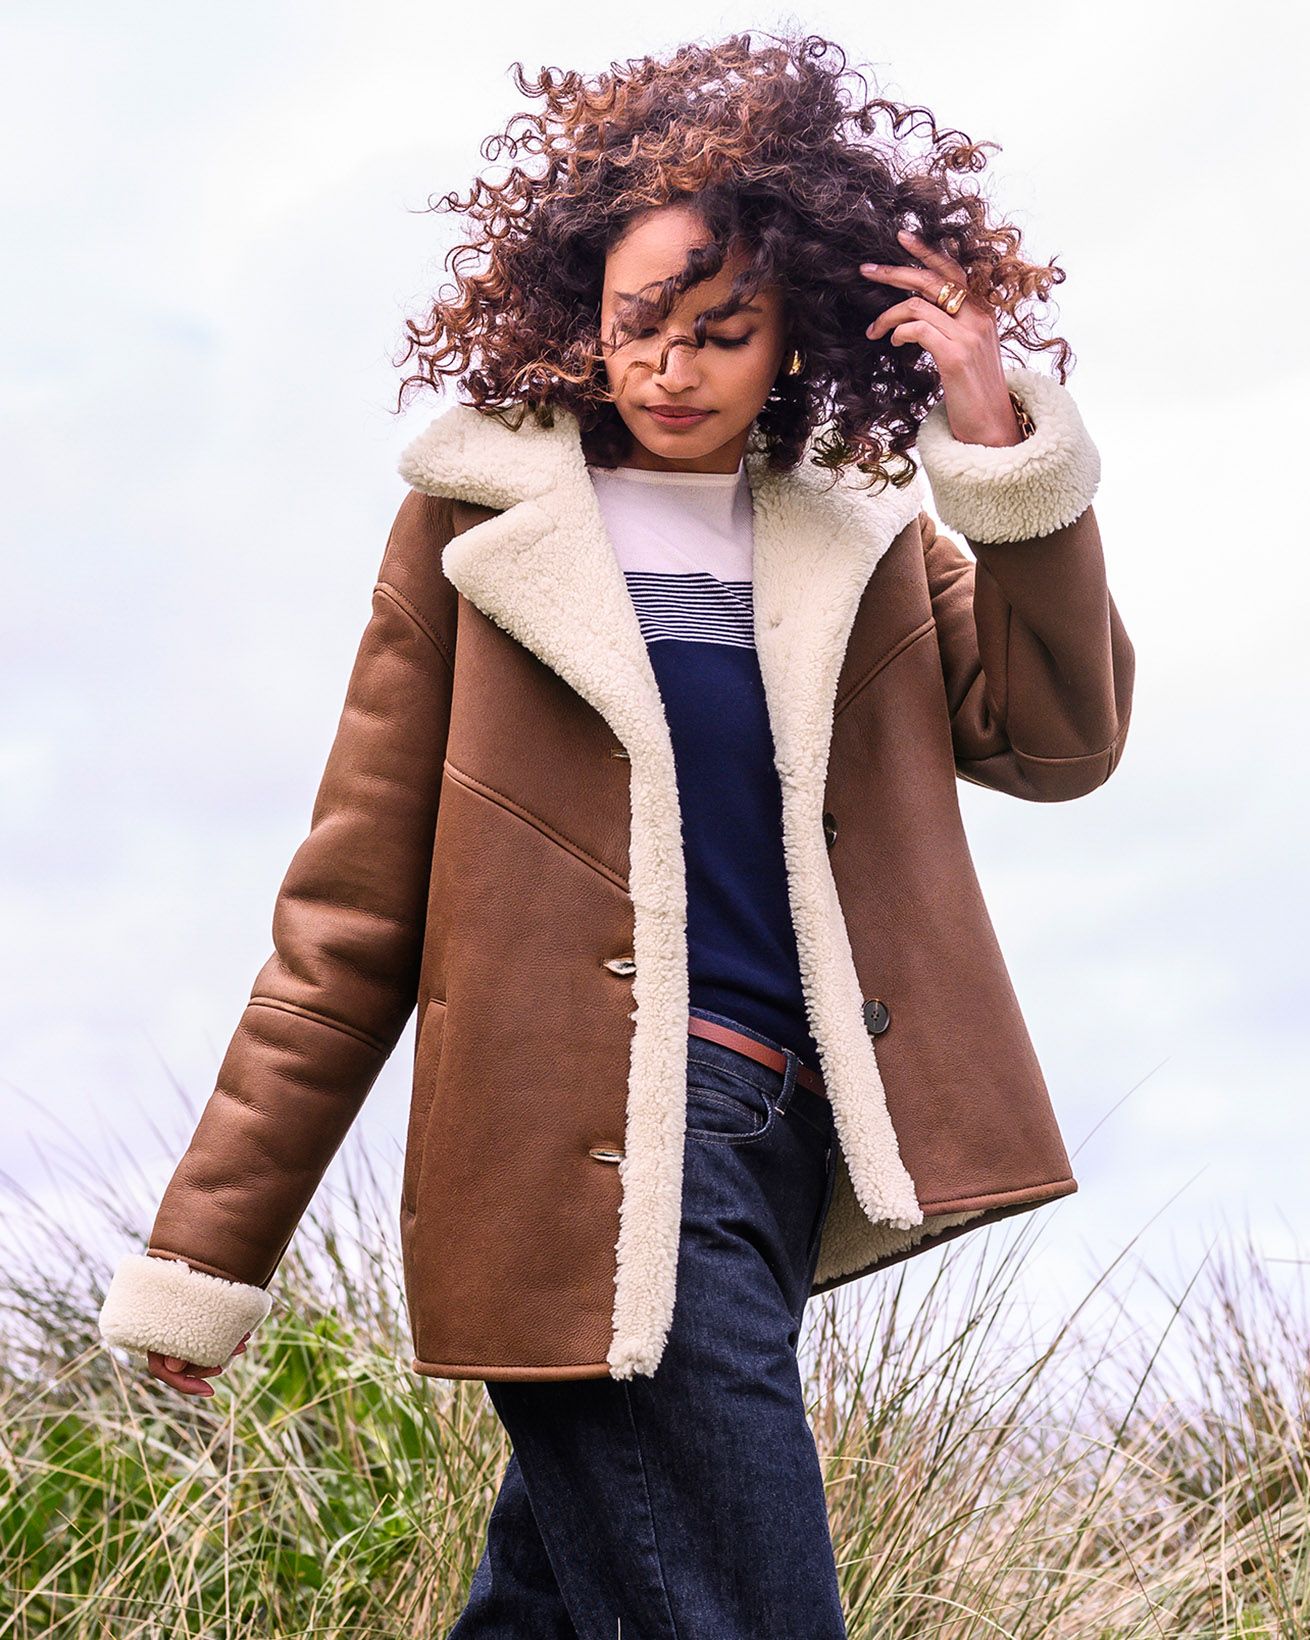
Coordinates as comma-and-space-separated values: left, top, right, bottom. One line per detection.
391, 30, 1073, 489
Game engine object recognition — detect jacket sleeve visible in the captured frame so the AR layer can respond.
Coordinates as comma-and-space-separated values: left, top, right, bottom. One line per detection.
914, 365, 1135, 801
97, 487, 459, 1368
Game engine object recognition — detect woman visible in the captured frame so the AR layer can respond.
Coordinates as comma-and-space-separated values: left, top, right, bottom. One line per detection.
98, 31, 1135, 1637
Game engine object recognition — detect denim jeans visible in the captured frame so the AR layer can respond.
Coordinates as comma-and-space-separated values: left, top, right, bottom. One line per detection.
446, 1004, 846, 1639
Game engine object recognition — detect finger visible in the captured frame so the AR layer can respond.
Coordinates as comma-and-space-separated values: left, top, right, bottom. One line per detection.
861, 230, 970, 304
148, 1351, 217, 1396
866, 295, 951, 333
880, 318, 964, 361
860, 260, 968, 312
866, 298, 957, 350
161, 1350, 231, 1374
894, 225, 970, 285
859, 260, 934, 296
153, 1366, 215, 1396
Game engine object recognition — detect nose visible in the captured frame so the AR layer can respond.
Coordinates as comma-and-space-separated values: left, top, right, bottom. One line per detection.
652, 335, 701, 391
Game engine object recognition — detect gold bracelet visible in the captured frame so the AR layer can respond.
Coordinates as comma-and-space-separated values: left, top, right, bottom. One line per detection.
1008, 388, 1036, 441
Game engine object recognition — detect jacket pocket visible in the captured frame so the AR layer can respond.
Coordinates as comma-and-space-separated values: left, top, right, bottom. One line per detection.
402, 997, 447, 1216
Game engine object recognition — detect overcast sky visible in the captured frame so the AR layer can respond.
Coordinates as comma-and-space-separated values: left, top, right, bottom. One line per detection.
3, 1, 1306, 1358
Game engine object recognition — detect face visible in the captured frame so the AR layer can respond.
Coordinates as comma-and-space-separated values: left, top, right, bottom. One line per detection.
598, 202, 790, 473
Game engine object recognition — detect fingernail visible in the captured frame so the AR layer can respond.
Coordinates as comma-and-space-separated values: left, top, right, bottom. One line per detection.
861, 262, 880, 272
164, 1357, 184, 1371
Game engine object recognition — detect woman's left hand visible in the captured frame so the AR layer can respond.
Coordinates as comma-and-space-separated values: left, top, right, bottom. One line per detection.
860, 226, 1025, 448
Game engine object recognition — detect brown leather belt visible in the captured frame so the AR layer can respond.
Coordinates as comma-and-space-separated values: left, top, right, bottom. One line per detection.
687, 1015, 828, 1100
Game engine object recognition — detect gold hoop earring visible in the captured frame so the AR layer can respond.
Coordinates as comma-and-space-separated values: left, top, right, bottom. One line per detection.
785, 348, 805, 377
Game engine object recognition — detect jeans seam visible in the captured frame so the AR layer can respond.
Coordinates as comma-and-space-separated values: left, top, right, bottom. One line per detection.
686, 1056, 774, 1096
621, 1381, 683, 1640
686, 1103, 777, 1147
804, 1144, 839, 1282
685, 1088, 772, 1138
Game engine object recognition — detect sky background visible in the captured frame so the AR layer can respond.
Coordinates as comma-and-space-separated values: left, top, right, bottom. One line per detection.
3, 1, 1306, 1367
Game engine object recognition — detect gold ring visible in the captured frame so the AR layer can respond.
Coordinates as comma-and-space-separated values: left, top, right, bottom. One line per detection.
935, 281, 968, 316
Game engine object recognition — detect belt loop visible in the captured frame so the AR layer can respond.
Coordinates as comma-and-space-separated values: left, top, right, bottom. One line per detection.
775, 1048, 798, 1114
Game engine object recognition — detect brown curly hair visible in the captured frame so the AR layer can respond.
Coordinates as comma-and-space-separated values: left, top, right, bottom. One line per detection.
391, 30, 1073, 488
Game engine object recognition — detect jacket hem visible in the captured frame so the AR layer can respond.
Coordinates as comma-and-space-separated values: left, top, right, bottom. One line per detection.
811, 1174, 1078, 1294
407, 1179, 1080, 1378
411, 1354, 613, 1381
916, 1173, 1078, 1217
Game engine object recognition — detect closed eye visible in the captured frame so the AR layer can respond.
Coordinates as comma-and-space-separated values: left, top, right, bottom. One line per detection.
633, 329, 755, 349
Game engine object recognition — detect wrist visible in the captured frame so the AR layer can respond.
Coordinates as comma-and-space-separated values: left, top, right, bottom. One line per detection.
915, 365, 1099, 543
945, 389, 1034, 449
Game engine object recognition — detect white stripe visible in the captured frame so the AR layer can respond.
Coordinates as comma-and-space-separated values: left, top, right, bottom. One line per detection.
624, 570, 755, 647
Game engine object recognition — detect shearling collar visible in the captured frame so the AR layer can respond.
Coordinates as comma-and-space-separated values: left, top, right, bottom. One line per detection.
395, 400, 928, 762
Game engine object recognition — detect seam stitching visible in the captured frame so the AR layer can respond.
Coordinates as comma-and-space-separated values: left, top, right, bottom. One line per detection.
143, 1249, 259, 1286
375, 581, 456, 675
916, 1173, 1078, 1212
835, 619, 936, 716
621, 1381, 684, 1639
246, 995, 388, 1054
442, 759, 629, 892
1006, 713, 1132, 767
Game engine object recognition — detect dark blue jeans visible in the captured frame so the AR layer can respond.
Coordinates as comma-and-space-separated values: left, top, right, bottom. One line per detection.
447, 1005, 846, 1639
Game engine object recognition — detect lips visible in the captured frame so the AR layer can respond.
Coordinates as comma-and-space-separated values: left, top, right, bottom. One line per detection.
644, 405, 714, 427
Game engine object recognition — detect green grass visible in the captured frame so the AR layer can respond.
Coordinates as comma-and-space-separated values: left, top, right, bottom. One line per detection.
2, 1111, 1307, 1637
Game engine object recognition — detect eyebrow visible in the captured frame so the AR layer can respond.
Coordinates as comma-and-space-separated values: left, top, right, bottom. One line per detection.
613, 294, 764, 316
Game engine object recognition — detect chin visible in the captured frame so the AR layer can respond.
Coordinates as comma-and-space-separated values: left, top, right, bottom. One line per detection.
646, 427, 719, 454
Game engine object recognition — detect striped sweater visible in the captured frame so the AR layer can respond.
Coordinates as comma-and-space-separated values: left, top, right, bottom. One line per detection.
587, 458, 823, 1074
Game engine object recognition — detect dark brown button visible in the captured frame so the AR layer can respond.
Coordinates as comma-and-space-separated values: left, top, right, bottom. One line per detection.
822, 810, 837, 848
863, 997, 890, 1035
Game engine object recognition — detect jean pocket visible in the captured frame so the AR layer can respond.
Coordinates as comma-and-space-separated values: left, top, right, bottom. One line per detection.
685, 1061, 776, 1145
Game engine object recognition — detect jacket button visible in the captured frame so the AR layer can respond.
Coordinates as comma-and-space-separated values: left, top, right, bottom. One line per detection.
863, 997, 890, 1035
822, 810, 837, 849
604, 954, 637, 977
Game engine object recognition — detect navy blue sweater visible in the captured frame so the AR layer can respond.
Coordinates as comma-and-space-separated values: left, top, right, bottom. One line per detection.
588, 460, 823, 1074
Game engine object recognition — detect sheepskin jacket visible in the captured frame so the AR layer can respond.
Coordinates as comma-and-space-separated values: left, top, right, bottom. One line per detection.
97, 364, 1135, 1382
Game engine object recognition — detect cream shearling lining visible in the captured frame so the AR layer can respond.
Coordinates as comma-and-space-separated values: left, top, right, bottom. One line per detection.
916, 365, 1100, 542
97, 369, 1097, 1380
99, 1253, 272, 1367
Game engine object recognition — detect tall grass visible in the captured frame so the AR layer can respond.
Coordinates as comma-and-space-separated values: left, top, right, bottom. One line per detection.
2, 1099, 1306, 1637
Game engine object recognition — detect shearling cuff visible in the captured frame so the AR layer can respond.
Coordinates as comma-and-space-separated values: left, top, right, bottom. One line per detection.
916, 365, 1101, 543
98, 1252, 273, 1367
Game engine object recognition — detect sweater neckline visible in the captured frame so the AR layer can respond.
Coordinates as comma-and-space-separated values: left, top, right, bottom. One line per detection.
587, 460, 745, 487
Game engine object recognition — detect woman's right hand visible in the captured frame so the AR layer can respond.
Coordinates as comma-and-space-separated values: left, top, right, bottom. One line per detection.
147, 1330, 253, 1396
